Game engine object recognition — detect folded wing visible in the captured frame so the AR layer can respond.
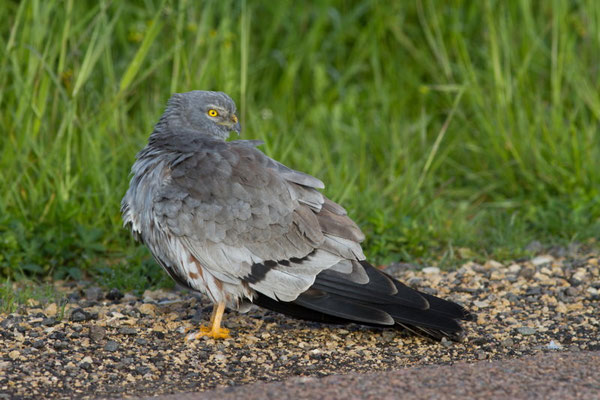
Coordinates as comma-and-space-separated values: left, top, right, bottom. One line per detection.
155, 138, 472, 340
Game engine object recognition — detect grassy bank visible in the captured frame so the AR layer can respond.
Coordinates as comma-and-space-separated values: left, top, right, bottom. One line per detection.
1, 0, 599, 292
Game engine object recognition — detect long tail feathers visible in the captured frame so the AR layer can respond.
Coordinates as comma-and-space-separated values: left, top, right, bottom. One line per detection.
252, 261, 473, 341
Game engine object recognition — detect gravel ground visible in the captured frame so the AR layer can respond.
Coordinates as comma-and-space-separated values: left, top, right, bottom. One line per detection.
1, 251, 599, 399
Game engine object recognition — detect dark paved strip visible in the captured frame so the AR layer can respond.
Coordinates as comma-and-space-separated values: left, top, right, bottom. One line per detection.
143, 351, 600, 400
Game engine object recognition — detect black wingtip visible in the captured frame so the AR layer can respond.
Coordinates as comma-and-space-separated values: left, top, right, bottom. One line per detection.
252, 260, 474, 342
462, 309, 476, 322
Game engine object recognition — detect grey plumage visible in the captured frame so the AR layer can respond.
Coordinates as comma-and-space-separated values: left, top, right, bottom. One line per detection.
122, 90, 473, 341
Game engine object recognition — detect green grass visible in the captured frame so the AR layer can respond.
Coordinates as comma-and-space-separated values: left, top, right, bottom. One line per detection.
0, 279, 67, 314
1, 0, 599, 292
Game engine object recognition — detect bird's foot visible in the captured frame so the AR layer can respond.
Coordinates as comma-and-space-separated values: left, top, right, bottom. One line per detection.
185, 325, 230, 341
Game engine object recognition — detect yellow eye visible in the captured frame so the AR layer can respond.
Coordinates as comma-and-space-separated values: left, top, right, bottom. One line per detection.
208, 109, 219, 117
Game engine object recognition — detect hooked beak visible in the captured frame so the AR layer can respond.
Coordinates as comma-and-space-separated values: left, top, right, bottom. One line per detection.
231, 114, 241, 135
217, 114, 242, 135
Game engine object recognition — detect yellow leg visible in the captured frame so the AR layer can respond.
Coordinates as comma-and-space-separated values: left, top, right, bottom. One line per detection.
186, 302, 230, 341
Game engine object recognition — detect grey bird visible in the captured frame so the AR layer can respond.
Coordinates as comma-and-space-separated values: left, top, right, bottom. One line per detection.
121, 90, 473, 340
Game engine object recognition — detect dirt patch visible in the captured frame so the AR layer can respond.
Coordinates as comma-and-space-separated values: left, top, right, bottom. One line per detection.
1, 252, 599, 399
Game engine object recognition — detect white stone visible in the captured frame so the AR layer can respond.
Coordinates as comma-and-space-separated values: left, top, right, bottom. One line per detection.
484, 260, 503, 269
473, 300, 489, 308
422, 266, 440, 274
508, 264, 521, 273
531, 255, 554, 266
547, 340, 562, 350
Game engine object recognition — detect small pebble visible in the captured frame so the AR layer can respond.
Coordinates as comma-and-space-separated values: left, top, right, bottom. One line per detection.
565, 287, 578, 296
89, 326, 106, 342
473, 300, 489, 308
569, 278, 582, 287
505, 293, 519, 303
516, 327, 536, 336
49, 331, 66, 340
422, 267, 440, 274
70, 308, 92, 322
421, 287, 438, 295
587, 287, 599, 299
519, 267, 535, 280
85, 287, 104, 302
547, 340, 562, 350
118, 327, 137, 336
41, 317, 57, 326
138, 303, 158, 316
104, 340, 119, 352
136, 366, 151, 375
507, 264, 522, 273
53, 341, 69, 350
106, 288, 124, 301
526, 287, 541, 295
44, 303, 58, 317
79, 362, 92, 371
531, 255, 553, 266
407, 277, 423, 287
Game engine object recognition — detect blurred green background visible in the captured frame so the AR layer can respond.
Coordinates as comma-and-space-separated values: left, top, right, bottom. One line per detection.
1, 0, 599, 292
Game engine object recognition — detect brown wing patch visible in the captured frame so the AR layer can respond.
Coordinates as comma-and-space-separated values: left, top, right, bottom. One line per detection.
188, 254, 204, 278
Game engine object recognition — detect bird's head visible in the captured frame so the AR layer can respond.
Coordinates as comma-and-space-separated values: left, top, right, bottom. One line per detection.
161, 90, 241, 140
